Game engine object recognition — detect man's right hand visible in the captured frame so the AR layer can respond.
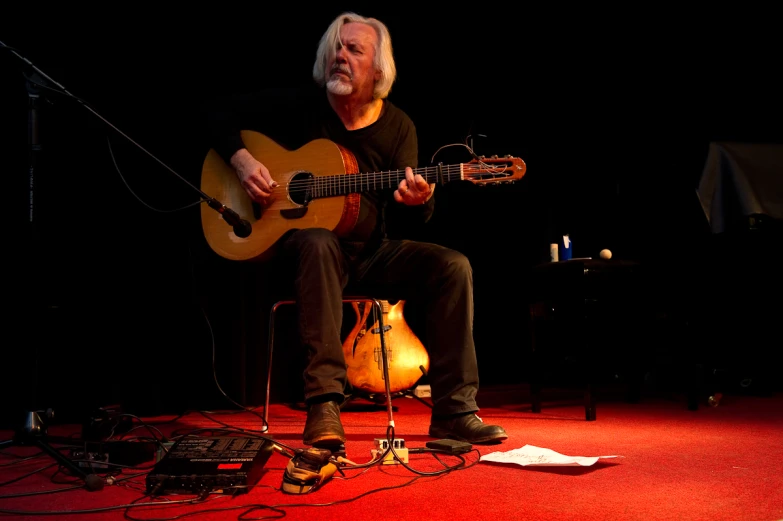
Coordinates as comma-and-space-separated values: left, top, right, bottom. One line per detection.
230, 148, 278, 204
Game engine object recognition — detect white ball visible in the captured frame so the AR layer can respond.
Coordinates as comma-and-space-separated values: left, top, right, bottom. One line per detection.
599, 249, 612, 260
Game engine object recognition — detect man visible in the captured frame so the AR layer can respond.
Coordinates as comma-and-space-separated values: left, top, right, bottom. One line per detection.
204, 12, 507, 446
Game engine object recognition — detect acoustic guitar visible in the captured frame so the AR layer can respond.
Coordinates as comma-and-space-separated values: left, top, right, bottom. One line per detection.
342, 299, 429, 396
200, 130, 526, 262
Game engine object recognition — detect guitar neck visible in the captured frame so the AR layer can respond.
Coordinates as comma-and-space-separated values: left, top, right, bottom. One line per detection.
312, 164, 465, 198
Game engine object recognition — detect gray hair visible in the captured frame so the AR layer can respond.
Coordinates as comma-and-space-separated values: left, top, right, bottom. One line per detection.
312, 12, 397, 99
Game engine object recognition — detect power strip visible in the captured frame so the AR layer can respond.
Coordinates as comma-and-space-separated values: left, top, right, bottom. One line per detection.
371, 438, 408, 465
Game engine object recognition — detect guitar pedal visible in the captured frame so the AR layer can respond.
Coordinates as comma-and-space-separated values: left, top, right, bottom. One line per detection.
414, 384, 431, 398
371, 438, 408, 464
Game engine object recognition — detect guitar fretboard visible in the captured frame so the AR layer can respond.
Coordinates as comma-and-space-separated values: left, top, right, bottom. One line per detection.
310, 164, 466, 198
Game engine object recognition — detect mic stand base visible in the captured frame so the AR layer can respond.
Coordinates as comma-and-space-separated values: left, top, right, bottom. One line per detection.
0, 410, 104, 491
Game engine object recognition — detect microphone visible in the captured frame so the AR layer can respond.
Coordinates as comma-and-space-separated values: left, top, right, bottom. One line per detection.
206, 199, 252, 238
222, 207, 252, 238
233, 219, 252, 238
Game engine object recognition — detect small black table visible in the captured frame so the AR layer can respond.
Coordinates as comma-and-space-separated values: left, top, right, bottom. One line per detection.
526, 258, 697, 420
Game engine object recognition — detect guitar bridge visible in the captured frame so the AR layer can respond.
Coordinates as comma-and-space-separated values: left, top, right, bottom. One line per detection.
254, 201, 309, 220
281, 207, 309, 219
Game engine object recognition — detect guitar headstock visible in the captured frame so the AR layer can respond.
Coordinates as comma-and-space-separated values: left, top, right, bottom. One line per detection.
464, 155, 526, 185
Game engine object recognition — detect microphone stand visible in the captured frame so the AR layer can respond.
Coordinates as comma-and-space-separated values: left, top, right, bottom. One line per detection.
0, 40, 251, 491
1, 39, 252, 239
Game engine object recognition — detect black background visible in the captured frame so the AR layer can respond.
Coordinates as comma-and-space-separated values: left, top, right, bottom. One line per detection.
3, 5, 781, 424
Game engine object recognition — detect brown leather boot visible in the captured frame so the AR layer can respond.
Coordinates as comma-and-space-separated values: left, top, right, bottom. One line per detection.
303, 401, 346, 446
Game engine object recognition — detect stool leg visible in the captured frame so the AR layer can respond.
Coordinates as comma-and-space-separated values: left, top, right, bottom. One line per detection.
264, 300, 291, 431
531, 347, 542, 414
585, 381, 596, 421
529, 305, 542, 413
584, 299, 597, 421
374, 299, 394, 428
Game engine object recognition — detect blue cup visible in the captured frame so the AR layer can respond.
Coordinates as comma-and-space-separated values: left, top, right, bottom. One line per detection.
560, 235, 572, 261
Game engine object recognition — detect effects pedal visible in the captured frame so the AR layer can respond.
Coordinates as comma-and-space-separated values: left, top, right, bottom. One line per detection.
371, 438, 408, 464
70, 450, 110, 470
425, 439, 473, 454
282, 447, 337, 494
414, 385, 431, 398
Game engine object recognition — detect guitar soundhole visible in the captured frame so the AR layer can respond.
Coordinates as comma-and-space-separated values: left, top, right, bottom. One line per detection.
289, 171, 315, 206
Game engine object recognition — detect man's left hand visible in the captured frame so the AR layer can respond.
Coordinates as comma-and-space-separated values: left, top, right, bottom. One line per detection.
394, 166, 435, 205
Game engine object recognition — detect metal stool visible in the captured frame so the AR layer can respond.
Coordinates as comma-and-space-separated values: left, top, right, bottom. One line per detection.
264, 296, 395, 430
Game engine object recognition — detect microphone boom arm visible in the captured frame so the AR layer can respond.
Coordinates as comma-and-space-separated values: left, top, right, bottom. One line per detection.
1, 38, 251, 237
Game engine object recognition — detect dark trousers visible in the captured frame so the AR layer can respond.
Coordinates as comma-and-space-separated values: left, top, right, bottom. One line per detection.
280, 228, 479, 417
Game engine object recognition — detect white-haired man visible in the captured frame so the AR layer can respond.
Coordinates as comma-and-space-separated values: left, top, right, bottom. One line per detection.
204, 12, 507, 447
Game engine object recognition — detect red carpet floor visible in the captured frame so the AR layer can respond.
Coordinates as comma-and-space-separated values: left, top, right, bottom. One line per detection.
1, 385, 782, 521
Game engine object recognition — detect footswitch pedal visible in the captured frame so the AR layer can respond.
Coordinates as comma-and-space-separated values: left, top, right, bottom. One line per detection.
371, 438, 408, 464
414, 385, 431, 398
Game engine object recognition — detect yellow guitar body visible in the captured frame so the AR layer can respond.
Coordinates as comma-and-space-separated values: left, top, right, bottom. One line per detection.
342, 300, 429, 395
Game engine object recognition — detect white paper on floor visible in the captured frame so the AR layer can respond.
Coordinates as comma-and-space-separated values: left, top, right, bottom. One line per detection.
480, 444, 621, 467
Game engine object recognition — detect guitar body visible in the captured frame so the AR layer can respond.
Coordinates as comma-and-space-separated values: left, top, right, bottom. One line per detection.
343, 300, 430, 395
200, 131, 361, 262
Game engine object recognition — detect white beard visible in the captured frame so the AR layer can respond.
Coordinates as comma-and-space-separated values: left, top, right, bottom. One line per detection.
326, 77, 353, 96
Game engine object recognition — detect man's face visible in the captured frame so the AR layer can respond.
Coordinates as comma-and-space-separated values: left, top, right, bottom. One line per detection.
326, 22, 380, 98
